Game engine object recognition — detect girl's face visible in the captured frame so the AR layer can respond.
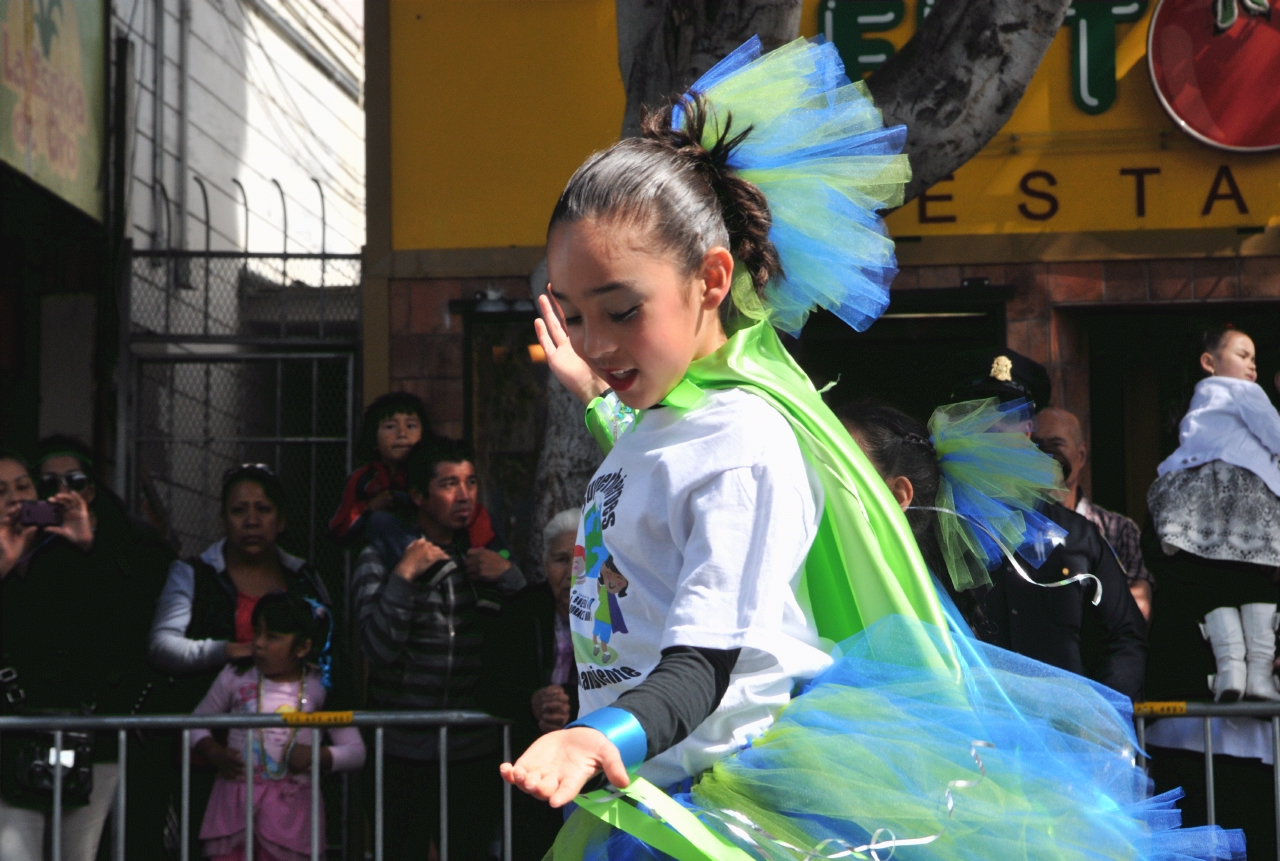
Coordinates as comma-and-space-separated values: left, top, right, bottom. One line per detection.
376, 412, 423, 465
252, 619, 311, 680
546, 219, 734, 410
0, 459, 36, 520
1202, 332, 1257, 382
222, 480, 284, 559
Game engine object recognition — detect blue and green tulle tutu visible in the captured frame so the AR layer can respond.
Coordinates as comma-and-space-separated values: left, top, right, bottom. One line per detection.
556, 615, 1245, 861
674, 35, 910, 336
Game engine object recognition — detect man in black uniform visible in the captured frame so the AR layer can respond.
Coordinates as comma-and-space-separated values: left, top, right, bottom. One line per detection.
952, 350, 1148, 702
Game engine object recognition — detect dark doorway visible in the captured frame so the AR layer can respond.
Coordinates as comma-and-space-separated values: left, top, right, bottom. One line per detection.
1087, 304, 1280, 525
796, 285, 1012, 424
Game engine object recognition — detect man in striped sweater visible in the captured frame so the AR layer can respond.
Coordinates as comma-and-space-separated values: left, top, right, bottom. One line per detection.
353, 437, 525, 859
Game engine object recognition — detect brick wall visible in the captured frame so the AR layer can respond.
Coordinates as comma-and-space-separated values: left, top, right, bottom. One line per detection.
386, 276, 530, 439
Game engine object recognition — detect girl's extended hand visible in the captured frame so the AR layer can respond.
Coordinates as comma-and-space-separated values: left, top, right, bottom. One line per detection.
288, 743, 333, 774
199, 741, 245, 781
534, 294, 608, 406
45, 491, 93, 551
499, 726, 629, 807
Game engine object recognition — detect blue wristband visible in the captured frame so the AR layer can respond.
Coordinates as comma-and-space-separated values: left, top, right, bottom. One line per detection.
566, 706, 648, 770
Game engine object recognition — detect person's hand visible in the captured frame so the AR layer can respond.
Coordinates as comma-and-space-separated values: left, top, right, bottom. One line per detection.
224, 641, 254, 661
200, 742, 245, 781
1129, 580, 1153, 621
499, 726, 628, 807
0, 515, 37, 579
394, 538, 450, 582
531, 685, 572, 734
288, 743, 333, 774
365, 490, 394, 512
534, 294, 608, 406
466, 547, 512, 583
45, 492, 92, 551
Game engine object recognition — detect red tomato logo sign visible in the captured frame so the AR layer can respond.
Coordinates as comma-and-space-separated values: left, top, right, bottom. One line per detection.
1149, 0, 1280, 151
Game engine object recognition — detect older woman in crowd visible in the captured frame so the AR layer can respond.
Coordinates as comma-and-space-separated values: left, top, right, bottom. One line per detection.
479, 508, 580, 861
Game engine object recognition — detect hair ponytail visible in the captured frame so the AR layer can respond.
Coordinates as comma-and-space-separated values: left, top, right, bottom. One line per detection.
642, 97, 782, 296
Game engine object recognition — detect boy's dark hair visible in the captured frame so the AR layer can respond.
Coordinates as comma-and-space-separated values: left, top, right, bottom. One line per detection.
36, 435, 96, 480
356, 392, 431, 463
836, 399, 988, 631
251, 591, 323, 656
221, 463, 288, 517
1203, 324, 1248, 356
549, 95, 780, 311
405, 437, 476, 495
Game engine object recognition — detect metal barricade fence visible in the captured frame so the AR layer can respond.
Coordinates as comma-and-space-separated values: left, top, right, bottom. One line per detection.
0, 711, 512, 861
1135, 701, 1280, 859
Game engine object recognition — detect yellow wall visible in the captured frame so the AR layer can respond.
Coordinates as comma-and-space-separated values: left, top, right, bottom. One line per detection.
389, 0, 624, 251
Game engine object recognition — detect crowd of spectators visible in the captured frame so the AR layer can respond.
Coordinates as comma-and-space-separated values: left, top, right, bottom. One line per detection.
3, 341, 1278, 858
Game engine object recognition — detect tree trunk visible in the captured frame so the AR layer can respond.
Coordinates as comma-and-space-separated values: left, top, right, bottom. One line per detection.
867, 0, 1073, 202
527, 0, 1071, 572
616, 0, 802, 137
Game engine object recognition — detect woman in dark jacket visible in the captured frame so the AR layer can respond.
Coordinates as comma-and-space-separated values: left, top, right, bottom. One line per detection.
148, 463, 339, 705
1, 440, 175, 861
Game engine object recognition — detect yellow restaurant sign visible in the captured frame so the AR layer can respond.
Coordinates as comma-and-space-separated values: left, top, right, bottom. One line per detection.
858, 0, 1280, 262
387, 0, 1279, 263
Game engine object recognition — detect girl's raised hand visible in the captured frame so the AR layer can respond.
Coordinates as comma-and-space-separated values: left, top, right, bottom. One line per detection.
499, 725, 629, 808
535, 293, 607, 406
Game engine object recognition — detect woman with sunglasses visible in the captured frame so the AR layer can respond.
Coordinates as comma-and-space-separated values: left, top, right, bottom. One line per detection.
1, 438, 177, 861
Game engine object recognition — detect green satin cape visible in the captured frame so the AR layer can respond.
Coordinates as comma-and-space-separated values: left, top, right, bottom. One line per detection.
590, 320, 953, 654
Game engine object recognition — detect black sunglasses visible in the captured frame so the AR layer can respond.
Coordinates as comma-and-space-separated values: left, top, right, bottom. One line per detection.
39, 471, 91, 497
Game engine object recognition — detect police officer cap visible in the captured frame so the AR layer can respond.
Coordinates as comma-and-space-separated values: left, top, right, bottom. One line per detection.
950, 348, 1052, 411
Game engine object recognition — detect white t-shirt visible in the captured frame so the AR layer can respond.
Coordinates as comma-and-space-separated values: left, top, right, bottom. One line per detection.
569, 386, 829, 785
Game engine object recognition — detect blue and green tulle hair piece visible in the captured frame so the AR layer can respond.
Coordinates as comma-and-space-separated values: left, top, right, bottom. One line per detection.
672, 35, 910, 336
929, 398, 1068, 592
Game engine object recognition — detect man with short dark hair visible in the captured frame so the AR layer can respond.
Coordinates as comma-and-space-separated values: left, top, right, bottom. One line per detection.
352, 437, 525, 859
1033, 407, 1154, 620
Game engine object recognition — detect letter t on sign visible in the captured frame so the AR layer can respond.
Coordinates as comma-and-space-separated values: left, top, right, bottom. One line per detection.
1120, 167, 1160, 217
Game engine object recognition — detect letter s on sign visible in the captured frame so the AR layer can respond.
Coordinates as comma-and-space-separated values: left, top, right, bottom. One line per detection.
1018, 171, 1059, 221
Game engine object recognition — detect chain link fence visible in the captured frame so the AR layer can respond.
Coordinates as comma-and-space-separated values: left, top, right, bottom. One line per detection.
123, 251, 361, 572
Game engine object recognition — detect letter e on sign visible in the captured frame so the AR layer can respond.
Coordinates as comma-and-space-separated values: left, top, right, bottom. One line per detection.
918, 174, 956, 224
1018, 171, 1059, 221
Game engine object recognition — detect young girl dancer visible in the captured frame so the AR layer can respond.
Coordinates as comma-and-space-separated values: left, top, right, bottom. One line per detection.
504, 36, 1243, 861
191, 592, 365, 861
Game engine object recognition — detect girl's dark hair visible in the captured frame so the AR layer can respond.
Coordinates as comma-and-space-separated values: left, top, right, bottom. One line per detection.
357, 392, 431, 463
548, 95, 782, 302
251, 591, 323, 656
221, 464, 288, 516
1203, 324, 1249, 355
837, 399, 988, 632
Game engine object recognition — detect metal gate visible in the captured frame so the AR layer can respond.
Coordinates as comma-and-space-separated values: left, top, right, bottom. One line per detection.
119, 250, 361, 574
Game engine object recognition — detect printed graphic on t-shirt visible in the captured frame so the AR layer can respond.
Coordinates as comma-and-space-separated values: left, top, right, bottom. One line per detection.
569, 470, 642, 684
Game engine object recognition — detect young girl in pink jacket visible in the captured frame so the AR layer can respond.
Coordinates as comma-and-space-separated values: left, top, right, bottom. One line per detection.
191, 592, 365, 861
